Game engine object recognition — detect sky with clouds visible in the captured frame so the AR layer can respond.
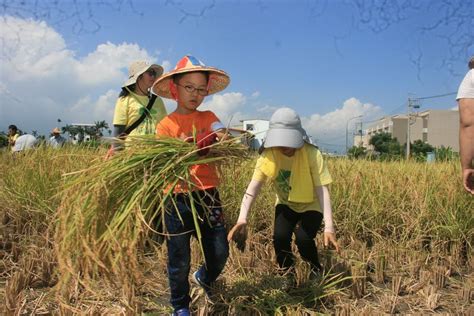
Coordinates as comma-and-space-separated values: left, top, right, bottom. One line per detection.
0, 1, 472, 153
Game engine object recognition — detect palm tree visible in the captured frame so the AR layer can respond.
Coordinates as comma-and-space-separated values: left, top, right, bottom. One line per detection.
94, 120, 109, 138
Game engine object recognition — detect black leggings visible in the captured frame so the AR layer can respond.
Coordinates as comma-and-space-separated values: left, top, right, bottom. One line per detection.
273, 204, 323, 273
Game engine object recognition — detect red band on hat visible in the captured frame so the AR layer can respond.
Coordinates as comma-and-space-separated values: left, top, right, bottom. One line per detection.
169, 80, 178, 101
207, 74, 214, 91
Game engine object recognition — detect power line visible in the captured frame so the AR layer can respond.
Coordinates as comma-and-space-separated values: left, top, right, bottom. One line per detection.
417, 92, 456, 100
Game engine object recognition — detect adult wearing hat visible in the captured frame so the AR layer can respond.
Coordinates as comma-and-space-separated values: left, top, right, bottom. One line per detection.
48, 127, 66, 148
108, 60, 167, 155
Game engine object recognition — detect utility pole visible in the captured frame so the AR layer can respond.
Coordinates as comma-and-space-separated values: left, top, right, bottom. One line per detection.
406, 97, 420, 159
346, 115, 363, 154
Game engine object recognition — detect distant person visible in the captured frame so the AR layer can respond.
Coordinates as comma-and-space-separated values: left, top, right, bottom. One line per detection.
457, 56, 474, 194
107, 60, 167, 157
48, 127, 66, 148
228, 108, 340, 285
154, 55, 231, 316
7, 125, 20, 151
12, 134, 37, 152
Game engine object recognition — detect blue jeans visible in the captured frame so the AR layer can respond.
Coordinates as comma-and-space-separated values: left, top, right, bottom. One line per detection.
165, 188, 229, 310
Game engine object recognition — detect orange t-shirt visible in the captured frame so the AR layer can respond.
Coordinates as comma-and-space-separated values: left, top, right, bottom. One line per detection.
156, 110, 221, 193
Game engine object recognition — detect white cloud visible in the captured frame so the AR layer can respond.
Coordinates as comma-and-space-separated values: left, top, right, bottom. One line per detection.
0, 16, 167, 135
251, 91, 260, 98
256, 104, 278, 113
200, 92, 246, 127
300, 97, 383, 150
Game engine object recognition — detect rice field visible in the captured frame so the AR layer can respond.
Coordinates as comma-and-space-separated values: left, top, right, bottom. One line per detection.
0, 144, 473, 315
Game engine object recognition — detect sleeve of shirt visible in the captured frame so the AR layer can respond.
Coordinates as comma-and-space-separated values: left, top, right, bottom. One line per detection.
251, 156, 268, 182
457, 69, 474, 100
203, 111, 225, 132
152, 96, 167, 123
113, 97, 128, 126
309, 147, 333, 186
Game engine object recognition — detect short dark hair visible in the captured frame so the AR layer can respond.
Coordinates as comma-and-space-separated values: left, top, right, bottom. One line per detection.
469, 57, 474, 69
173, 71, 209, 84
8, 124, 17, 131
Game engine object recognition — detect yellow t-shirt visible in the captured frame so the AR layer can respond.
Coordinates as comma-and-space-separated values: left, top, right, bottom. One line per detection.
252, 144, 332, 212
113, 92, 167, 137
8, 133, 19, 152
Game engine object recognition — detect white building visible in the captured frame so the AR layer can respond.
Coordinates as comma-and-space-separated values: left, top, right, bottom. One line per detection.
356, 109, 460, 152
241, 119, 269, 150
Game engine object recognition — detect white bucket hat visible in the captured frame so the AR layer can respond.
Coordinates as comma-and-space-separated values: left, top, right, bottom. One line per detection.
122, 61, 164, 88
263, 108, 308, 149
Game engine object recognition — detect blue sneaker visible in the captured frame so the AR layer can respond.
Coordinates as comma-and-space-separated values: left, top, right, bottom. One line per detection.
192, 270, 213, 302
172, 308, 190, 316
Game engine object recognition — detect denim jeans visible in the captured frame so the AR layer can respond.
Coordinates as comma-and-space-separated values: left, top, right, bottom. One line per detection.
165, 188, 229, 310
273, 204, 323, 273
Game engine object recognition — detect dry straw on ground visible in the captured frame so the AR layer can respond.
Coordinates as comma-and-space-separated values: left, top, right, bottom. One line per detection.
0, 144, 472, 315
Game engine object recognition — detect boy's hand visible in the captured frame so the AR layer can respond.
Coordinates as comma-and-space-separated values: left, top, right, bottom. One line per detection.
323, 232, 340, 253
196, 131, 218, 156
227, 222, 247, 252
104, 146, 115, 160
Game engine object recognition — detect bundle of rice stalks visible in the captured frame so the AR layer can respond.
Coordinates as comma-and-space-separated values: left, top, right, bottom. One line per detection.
55, 135, 250, 308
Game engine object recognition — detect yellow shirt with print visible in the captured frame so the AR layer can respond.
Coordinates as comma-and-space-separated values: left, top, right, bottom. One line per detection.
252, 144, 332, 213
113, 92, 167, 137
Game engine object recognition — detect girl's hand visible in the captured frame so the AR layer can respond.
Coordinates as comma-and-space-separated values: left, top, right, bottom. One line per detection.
323, 232, 340, 253
227, 222, 247, 252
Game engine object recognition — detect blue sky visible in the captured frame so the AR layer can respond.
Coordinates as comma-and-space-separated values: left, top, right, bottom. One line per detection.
1, 0, 472, 152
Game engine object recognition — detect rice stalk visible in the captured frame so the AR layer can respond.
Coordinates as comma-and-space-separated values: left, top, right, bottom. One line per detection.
54, 136, 250, 307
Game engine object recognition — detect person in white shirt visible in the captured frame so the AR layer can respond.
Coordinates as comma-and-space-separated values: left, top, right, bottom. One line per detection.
456, 57, 474, 194
48, 127, 66, 148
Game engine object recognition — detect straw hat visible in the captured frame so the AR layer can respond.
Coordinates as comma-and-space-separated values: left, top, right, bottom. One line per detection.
152, 55, 230, 99
52, 127, 61, 134
263, 108, 308, 149
122, 61, 164, 88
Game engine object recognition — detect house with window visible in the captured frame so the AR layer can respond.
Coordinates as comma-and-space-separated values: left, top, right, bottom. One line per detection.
355, 109, 459, 151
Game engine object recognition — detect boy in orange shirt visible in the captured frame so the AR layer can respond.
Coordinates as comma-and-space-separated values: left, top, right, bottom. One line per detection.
153, 55, 230, 316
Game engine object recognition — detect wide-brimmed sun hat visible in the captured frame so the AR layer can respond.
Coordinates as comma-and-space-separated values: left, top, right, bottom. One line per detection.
263, 108, 308, 149
52, 127, 61, 134
152, 55, 230, 99
122, 61, 164, 88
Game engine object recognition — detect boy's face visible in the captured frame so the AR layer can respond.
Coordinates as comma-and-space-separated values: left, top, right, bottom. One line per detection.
176, 72, 208, 114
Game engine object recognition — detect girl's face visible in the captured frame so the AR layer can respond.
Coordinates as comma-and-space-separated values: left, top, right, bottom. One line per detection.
278, 147, 296, 157
136, 68, 158, 91
175, 72, 208, 114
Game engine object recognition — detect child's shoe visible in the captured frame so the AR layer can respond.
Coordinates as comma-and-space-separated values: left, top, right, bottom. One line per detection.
172, 308, 190, 316
192, 271, 214, 303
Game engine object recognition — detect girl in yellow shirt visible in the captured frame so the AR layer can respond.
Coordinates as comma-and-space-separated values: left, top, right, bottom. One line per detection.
228, 108, 339, 280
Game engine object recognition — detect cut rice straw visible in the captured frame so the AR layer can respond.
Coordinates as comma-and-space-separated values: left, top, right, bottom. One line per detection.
55, 135, 250, 302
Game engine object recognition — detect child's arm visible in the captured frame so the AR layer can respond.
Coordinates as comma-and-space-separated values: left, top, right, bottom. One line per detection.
227, 179, 264, 251
237, 179, 264, 223
315, 185, 340, 253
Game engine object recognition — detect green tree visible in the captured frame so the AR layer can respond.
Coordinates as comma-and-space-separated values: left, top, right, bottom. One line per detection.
410, 140, 435, 161
348, 146, 366, 159
369, 132, 403, 158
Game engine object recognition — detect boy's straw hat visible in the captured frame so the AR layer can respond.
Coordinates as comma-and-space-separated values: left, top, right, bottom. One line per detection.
152, 55, 230, 99
122, 61, 164, 88
52, 127, 61, 134
263, 108, 308, 149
